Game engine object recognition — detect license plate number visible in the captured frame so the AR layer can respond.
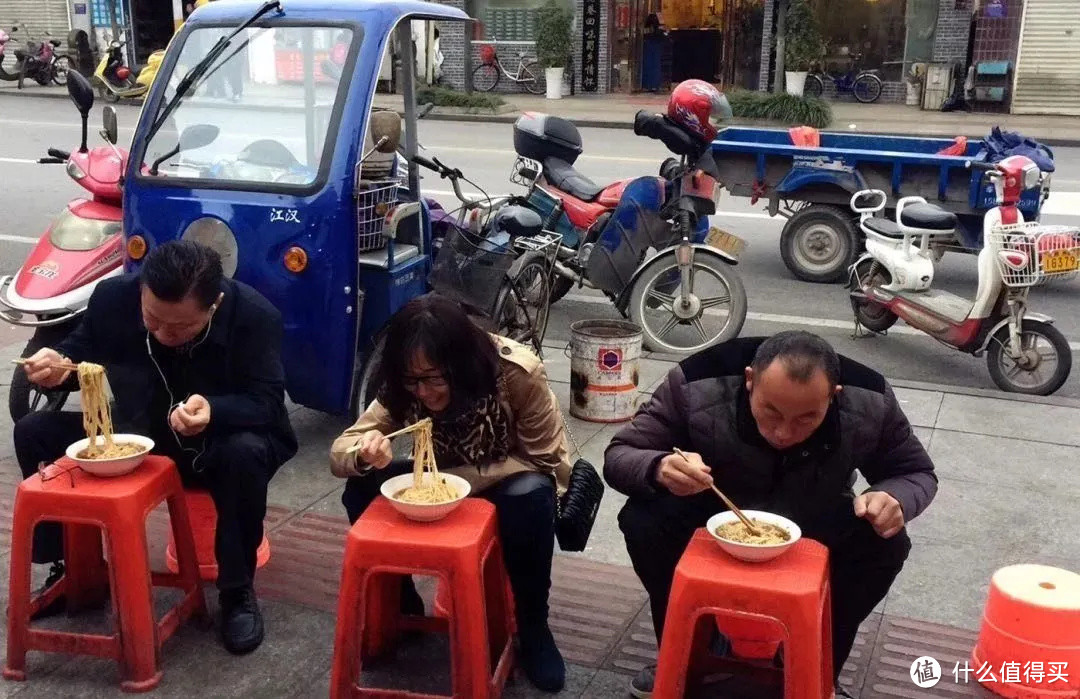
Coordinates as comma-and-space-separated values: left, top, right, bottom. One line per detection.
1042, 250, 1079, 274
706, 227, 746, 258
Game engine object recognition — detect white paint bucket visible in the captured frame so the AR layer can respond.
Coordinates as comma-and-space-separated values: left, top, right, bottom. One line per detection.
568, 319, 643, 423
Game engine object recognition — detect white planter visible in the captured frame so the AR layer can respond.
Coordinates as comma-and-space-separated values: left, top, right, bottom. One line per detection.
545, 67, 564, 99
785, 71, 808, 97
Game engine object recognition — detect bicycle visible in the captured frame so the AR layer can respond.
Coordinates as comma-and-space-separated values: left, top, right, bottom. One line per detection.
415, 152, 558, 355
472, 45, 545, 95
803, 54, 883, 103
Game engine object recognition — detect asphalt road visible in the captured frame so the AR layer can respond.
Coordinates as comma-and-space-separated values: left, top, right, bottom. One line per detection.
2, 96, 1080, 397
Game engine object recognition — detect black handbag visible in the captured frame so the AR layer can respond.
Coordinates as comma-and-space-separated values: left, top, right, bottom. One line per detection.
554, 416, 604, 552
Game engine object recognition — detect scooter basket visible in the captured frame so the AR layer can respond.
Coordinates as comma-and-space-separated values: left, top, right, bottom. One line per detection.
428, 227, 514, 314
356, 178, 404, 252
986, 223, 1080, 288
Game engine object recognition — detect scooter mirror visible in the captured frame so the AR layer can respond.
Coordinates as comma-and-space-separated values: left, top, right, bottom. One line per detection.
179, 124, 220, 152
66, 70, 95, 116
369, 111, 402, 154
102, 106, 119, 145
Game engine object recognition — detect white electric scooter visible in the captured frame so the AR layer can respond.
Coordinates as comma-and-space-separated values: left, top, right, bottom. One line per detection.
847, 154, 1077, 396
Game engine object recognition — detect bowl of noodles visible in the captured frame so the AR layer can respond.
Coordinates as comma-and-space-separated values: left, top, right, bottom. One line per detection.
381, 472, 471, 522
65, 434, 154, 477
706, 510, 801, 563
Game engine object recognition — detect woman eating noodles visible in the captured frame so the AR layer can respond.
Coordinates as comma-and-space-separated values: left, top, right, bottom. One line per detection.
329, 293, 570, 693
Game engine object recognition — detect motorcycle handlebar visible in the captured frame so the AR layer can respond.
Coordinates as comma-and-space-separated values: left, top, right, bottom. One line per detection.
37, 157, 64, 164
47, 148, 69, 160
411, 153, 441, 173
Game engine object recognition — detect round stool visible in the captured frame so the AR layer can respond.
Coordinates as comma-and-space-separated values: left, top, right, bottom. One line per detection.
164, 490, 271, 582
972, 564, 1080, 698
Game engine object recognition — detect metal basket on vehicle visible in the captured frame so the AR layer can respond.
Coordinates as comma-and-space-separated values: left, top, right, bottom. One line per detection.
428, 226, 515, 313
985, 223, 1080, 288
356, 177, 404, 252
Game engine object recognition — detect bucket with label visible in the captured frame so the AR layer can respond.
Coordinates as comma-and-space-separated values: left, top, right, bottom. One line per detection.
568, 319, 643, 423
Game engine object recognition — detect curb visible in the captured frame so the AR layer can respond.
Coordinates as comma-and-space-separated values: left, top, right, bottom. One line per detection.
7, 87, 1080, 147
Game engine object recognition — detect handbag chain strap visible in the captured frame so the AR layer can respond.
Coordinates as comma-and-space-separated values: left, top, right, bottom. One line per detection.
559, 410, 584, 459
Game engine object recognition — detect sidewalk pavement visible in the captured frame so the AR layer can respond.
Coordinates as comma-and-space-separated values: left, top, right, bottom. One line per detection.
0, 334, 1076, 697
6, 79, 1080, 146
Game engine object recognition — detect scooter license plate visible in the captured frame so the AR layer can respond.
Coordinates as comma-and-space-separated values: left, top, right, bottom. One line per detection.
1042, 250, 1079, 274
706, 227, 746, 259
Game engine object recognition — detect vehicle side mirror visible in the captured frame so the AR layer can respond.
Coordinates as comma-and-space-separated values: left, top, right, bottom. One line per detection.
179, 123, 220, 151
67, 70, 95, 116
101, 106, 118, 145
369, 111, 401, 154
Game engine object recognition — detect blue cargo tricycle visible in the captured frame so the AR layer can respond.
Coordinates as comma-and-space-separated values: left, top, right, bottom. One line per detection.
108, 0, 548, 417
710, 126, 1054, 283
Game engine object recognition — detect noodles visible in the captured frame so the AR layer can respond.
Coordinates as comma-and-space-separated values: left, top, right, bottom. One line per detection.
392, 418, 460, 505
714, 519, 791, 546
75, 362, 144, 460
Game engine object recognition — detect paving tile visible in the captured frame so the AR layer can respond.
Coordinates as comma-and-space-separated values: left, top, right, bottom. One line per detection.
883, 534, 1076, 633
927, 429, 1080, 497
935, 393, 1080, 446
892, 388, 944, 430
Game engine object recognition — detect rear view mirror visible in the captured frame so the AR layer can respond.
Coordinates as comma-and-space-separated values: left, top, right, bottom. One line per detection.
179, 123, 220, 152
101, 106, 118, 145
369, 111, 402, 154
67, 70, 95, 116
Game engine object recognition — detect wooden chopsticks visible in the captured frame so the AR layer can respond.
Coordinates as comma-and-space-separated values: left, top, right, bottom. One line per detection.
673, 447, 761, 535
11, 358, 81, 372
345, 418, 433, 454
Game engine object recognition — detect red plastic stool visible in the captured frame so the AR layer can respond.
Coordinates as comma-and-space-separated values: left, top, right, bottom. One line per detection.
971, 563, 1080, 698
330, 497, 515, 699
433, 577, 517, 633
653, 530, 833, 699
4, 456, 207, 692
163, 489, 271, 582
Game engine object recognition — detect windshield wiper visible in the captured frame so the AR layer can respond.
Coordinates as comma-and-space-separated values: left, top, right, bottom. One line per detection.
146, 0, 282, 144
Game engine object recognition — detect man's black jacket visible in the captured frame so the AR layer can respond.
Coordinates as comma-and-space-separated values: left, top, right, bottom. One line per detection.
54, 274, 298, 465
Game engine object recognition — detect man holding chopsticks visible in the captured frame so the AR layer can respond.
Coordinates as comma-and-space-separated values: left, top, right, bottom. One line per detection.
12, 240, 297, 656
604, 331, 938, 699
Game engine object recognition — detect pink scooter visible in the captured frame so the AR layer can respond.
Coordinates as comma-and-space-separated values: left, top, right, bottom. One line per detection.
0, 71, 127, 420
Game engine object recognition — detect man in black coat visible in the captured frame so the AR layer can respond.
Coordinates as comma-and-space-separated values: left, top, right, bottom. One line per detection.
604, 331, 938, 699
14, 240, 297, 655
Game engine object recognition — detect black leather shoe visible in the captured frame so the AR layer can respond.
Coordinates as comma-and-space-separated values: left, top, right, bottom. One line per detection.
518, 621, 565, 692
219, 586, 264, 655
29, 563, 67, 621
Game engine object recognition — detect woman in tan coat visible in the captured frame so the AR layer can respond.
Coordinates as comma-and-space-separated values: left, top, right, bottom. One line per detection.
329, 293, 570, 693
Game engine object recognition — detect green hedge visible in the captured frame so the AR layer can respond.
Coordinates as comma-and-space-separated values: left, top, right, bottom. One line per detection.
727, 89, 832, 129
416, 86, 506, 111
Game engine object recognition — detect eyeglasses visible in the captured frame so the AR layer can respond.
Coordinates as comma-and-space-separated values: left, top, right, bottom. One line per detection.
403, 374, 448, 390
37, 460, 80, 488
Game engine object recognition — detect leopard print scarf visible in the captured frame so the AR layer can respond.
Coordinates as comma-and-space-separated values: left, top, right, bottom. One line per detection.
405, 392, 511, 472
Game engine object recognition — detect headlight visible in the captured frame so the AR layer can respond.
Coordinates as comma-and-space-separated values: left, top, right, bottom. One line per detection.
66, 159, 86, 180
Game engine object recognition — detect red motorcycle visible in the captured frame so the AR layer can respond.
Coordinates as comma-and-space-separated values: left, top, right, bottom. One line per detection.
1, 71, 126, 421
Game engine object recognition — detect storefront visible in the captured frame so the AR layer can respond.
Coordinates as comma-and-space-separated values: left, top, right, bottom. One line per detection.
0, 0, 75, 43
1011, 0, 1080, 116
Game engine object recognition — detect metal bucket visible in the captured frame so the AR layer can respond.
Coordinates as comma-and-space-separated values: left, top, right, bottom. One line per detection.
568, 319, 643, 423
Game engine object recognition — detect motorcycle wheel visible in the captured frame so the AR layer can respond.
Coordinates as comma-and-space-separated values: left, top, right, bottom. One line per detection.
628, 250, 747, 354
986, 319, 1071, 396
851, 258, 898, 333
8, 332, 70, 423
51, 56, 70, 85
780, 204, 861, 283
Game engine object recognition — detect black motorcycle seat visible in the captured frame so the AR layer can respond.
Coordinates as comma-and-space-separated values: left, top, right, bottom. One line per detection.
543, 157, 603, 202
49, 39, 61, 47
491, 204, 543, 238
863, 217, 904, 239
900, 202, 957, 231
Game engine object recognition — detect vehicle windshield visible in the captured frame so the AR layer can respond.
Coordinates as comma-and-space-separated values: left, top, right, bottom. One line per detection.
50, 208, 122, 251
143, 24, 357, 187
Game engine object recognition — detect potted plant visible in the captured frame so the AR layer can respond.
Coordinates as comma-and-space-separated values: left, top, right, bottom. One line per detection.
535, 0, 573, 99
783, 0, 824, 97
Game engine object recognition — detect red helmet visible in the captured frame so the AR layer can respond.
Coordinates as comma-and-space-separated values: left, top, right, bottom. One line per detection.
666, 79, 732, 142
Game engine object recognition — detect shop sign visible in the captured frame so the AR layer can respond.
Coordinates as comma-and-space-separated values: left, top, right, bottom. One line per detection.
581, 0, 601, 92
983, 0, 1006, 18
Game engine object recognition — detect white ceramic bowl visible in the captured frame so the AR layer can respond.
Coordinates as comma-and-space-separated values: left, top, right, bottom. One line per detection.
65, 434, 154, 477
381, 472, 471, 522
706, 510, 801, 563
